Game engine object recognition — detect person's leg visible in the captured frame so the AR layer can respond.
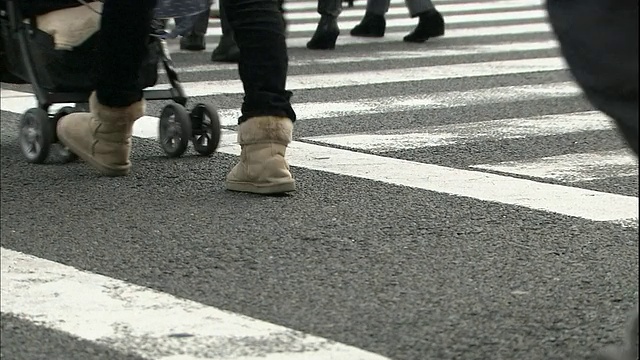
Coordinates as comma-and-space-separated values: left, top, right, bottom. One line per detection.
222, 0, 297, 194
179, 2, 212, 51
57, 0, 156, 176
306, 0, 341, 50
546, 1, 638, 359
211, 0, 240, 63
350, 0, 389, 37
403, 0, 444, 43
547, 0, 638, 155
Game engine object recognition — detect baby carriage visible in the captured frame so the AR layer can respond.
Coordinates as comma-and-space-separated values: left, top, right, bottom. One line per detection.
0, 0, 221, 164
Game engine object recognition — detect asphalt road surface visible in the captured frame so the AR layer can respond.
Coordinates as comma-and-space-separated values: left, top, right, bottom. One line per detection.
1, 0, 638, 360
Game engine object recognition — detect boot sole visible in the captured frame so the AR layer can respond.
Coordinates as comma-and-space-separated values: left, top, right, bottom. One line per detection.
226, 181, 296, 194
403, 30, 445, 43
58, 132, 130, 177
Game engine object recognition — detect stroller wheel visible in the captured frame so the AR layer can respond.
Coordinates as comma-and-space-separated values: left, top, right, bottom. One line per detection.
159, 103, 192, 158
19, 108, 54, 164
52, 107, 80, 163
190, 103, 221, 156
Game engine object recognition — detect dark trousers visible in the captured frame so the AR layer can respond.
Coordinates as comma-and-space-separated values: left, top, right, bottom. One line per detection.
175, 5, 211, 37
221, 0, 295, 123
547, 2, 638, 357
317, 0, 342, 16
96, 0, 295, 124
96, 0, 157, 107
546, 0, 638, 155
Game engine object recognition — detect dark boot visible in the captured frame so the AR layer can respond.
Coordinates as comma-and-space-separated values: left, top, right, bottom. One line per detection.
211, 0, 240, 62
403, 9, 445, 43
211, 33, 240, 62
180, 33, 206, 51
350, 11, 385, 37
179, 6, 211, 51
307, 14, 340, 50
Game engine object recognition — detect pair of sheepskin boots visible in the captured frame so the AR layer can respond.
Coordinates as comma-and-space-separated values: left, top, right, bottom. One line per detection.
57, 92, 295, 194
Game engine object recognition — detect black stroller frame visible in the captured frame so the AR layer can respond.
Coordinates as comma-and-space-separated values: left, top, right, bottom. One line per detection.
1, 0, 221, 164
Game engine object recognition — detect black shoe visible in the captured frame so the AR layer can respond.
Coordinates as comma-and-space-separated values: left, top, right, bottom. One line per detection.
307, 15, 340, 50
211, 33, 240, 63
180, 34, 206, 51
403, 10, 445, 43
350, 12, 385, 37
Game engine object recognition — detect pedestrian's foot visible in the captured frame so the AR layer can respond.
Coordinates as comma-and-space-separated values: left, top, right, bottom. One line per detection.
180, 34, 206, 51
307, 15, 340, 50
350, 12, 385, 37
211, 34, 240, 63
403, 10, 445, 43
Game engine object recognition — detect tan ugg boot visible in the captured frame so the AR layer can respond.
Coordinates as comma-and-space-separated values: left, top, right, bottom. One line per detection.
226, 116, 296, 194
57, 92, 144, 176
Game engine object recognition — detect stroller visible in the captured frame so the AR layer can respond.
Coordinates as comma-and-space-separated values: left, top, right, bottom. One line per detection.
0, 0, 221, 164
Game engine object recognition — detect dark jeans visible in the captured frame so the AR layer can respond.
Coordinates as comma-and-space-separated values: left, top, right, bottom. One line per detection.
97, 0, 295, 124
175, 0, 212, 37
546, 0, 638, 155
96, 0, 158, 107
221, 0, 295, 123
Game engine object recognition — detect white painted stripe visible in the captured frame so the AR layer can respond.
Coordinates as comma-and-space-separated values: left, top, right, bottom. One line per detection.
174, 40, 560, 73
282, 0, 544, 13
201, 10, 547, 36
216, 131, 636, 223
4, 97, 630, 223
168, 0, 543, 18
303, 112, 614, 152
149, 57, 568, 96
215, 82, 581, 126
470, 150, 638, 182
2, 83, 582, 133
167, 23, 553, 52
281, 0, 545, 20
1, 247, 390, 360
120, 125, 639, 223
2, 82, 582, 128
1, 58, 568, 106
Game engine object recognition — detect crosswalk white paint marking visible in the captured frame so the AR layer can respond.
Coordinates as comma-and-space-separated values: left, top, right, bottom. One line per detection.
1, 247, 391, 360
282, 0, 544, 20
201, 10, 547, 36
2, 82, 583, 128
167, 23, 553, 52
173, 40, 560, 73
3, 96, 630, 223
215, 82, 581, 126
471, 150, 638, 182
165, 0, 543, 23
149, 57, 567, 96
302, 112, 613, 152
213, 132, 638, 224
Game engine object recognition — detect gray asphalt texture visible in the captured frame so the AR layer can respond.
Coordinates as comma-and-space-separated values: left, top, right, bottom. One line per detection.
1, 1, 638, 360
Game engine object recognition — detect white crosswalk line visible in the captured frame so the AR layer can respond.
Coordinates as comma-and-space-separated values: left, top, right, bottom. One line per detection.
301, 112, 614, 152
1, 247, 391, 360
201, 9, 547, 36
167, 23, 553, 52
283, 0, 545, 20
149, 57, 567, 96
471, 150, 638, 183
214, 82, 581, 126
173, 40, 560, 72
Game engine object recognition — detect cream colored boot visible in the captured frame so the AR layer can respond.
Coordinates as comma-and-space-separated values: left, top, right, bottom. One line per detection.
226, 116, 296, 194
57, 92, 144, 176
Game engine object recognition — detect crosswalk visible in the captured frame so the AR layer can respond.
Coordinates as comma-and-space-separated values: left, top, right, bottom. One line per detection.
1, 0, 638, 358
